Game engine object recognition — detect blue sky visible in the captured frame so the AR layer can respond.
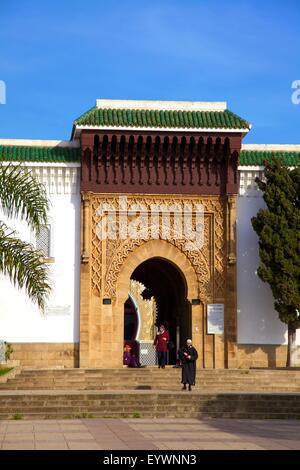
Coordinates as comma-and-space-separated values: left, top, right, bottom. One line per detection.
0, 0, 300, 143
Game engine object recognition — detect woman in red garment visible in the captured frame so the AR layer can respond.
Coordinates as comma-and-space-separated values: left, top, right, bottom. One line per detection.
153, 324, 169, 369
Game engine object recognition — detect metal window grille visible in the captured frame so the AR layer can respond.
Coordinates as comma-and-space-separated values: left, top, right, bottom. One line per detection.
36, 225, 51, 258
139, 342, 157, 366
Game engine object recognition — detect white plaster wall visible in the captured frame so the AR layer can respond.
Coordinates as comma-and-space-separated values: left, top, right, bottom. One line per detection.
0, 187, 80, 343
237, 195, 300, 345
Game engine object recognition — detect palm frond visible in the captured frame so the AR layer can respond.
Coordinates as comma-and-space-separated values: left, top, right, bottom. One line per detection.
0, 163, 49, 232
0, 222, 51, 310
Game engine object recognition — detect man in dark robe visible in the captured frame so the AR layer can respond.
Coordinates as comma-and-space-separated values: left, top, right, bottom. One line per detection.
178, 339, 198, 391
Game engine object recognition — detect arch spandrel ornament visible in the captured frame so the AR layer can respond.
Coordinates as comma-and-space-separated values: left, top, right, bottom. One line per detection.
103, 236, 211, 302
114, 239, 199, 305
90, 194, 226, 304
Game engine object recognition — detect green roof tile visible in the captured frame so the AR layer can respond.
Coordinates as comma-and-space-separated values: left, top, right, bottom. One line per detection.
0, 145, 80, 163
240, 150, 300, 166
2, 146, 299, 167
73, 107, 250, 130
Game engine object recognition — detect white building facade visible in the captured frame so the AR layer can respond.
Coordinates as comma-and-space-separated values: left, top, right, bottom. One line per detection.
0, 102, 299, 368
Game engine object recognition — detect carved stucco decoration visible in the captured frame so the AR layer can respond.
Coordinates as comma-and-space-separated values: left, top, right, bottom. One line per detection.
90, 195, 226, 303
129, 280, 155, 342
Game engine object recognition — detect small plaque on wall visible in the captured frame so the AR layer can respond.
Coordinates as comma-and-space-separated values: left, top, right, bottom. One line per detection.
207, 304, 224, 334
45, 305, 71, 316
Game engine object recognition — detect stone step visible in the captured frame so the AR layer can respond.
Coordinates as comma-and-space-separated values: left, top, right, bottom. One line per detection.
17, 369, 300, 376
16, 374, 300, 380
4, 388, 300, 393
4, 373, 300, 380
3, 378, 280, 382
2, 368, 300, 393
8, 371, 300, 377
3, 386, 299, 391
12, 378, 300, 384
4, 376, 300, 382
0, 411, 299, 420
5, 380, 300, 385
14, 378, 298, 383
13, 377, 300, 383
2, 382, 300, 390
2, 384, 300, 391
2, 401, 300, 409
12, 381, 298, 387
1, 391, 300, 419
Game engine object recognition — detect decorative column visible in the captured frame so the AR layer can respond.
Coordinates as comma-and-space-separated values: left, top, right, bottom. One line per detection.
225, 194, 238, 368
139, 137, 145, 185
199, 139, 205, 186
131, 137, 137, 184
173, 140, 180, 185
114, 137, 121, 184
182, 137, 189, 185
123, 136, 129, 185
81, 192, 91, 263
96, 137, 102, 184
192, 302, 204, 369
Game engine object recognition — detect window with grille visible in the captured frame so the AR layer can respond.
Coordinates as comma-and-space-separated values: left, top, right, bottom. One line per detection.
36, 225, 51, 258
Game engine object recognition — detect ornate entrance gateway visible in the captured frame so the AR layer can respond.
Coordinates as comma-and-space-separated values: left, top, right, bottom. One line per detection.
78, 99, 250, 368
122, 256, 190, 366
130, 257, 190, 365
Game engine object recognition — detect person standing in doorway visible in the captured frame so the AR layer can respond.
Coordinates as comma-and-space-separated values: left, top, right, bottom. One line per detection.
178, 339, 198, 391
153, 324, 169, 369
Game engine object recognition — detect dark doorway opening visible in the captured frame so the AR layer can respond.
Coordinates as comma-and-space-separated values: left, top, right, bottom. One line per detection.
130, 257, 191, 364
124, 297, 139, 358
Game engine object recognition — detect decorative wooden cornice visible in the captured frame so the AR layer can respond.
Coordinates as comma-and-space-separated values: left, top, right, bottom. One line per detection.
80, 130, 242, 195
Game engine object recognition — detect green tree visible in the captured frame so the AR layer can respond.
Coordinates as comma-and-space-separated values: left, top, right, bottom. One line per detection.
0, 163, 51, 309
251, 158, 300, 367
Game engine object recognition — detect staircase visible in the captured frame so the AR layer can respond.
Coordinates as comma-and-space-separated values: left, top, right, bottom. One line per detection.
1, 367, 300, 392
0, 390, 300, 420
1, 367, 300, 420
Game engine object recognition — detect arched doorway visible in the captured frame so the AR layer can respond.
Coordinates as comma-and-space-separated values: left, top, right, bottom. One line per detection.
130, 257, 191, 364
114, 239, 200, 368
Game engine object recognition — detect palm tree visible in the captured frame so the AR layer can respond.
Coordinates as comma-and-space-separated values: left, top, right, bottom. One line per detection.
0, 163, 51, 309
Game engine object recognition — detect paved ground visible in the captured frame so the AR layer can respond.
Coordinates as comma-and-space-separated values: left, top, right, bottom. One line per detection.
0, 418, 300, 450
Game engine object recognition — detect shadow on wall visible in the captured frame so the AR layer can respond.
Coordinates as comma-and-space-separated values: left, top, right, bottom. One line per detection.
237, 344, 300, 368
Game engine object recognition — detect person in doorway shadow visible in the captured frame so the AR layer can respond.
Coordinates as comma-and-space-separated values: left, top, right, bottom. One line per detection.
123, 344, 140, 368
178, 339, 198, 391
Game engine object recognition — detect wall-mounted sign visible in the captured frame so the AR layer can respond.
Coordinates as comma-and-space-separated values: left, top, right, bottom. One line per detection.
45, 305, 71, 316
207, 304, 224, 334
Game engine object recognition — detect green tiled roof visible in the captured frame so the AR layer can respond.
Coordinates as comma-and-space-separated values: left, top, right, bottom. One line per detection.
0, 145, 80, 163
1, 145, 299, 167
74, 107, 250, 130
240, 150, 300, 166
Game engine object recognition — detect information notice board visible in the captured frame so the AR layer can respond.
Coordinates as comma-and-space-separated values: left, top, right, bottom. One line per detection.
207, 304, 224, 334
